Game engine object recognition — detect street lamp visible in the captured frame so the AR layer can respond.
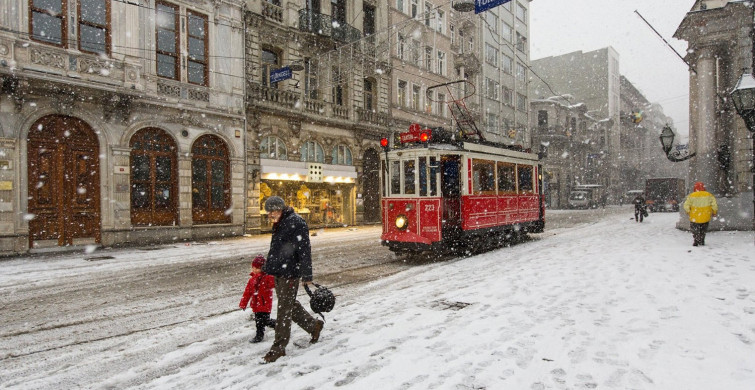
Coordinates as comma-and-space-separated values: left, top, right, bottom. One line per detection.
729, 72, 755, 233
659, 124, 695, 162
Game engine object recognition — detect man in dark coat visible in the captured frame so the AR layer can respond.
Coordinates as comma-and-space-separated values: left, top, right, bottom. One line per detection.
260, 196, 323, 363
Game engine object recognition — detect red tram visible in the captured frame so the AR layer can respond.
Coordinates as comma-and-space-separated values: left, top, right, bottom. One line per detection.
379, 126, 545, 255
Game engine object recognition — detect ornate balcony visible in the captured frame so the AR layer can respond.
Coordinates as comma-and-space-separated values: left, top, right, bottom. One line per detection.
248, 81, 388, 128
298, 9, 361, 43
262, 1, 283, 23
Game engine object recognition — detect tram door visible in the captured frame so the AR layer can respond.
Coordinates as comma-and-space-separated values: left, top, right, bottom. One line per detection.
440, 155, 461, 240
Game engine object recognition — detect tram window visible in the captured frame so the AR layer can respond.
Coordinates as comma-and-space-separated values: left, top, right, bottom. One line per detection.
404, 160, 416, 194
391, 161, 401, 195
472, 159, 495, 195
518, 165, 534, 193
419, 157, 427, 196
429, 157, 438, 196
497, 162, 516, 193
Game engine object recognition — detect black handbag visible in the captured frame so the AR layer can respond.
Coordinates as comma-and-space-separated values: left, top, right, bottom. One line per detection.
304, 283, 335, 320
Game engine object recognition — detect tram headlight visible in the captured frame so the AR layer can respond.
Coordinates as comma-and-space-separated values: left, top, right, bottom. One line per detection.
395, 214, 408, 230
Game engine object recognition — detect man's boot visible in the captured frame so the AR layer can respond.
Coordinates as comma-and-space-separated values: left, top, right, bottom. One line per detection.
310, 320, 324, 343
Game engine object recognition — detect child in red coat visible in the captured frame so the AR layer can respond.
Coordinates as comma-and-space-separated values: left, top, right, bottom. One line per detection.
239, 255, 276, 343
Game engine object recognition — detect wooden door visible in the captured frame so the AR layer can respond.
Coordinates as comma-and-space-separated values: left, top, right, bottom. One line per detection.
27, 115, 100, 246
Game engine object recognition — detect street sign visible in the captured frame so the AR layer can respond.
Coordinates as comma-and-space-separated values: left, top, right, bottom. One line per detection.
475, 0, 511, 14
270, 66, 292, 84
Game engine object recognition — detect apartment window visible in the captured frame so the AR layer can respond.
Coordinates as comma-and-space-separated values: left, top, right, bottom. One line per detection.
187, 11, 208, 86
516, 32, 526, 53
517, 93, 526, 111
502, 54, 513, 74
156, 2, 179, 80
435, 10, 444, 33
305, 58, 318, 99
332, 67, 345, 106
411, 39, 421, 66
502, 86, 512, 106
364, 4, 375, 36
538, 110, 548, 128
516, 2, 527, 22
485, 78, 495, 100
425, 90, 433, 113
516, 62, 526, 82
424, 2, 432, 27
364, 78, 376, 110
79, 0, 110, 55
412, 84, 421, 111
397, 80, 407, 106
411, 0, 418, 18
261, 48, 280, 88
396, 0, 404, 12
30, 0, 66, 46
437, 93, 445, 117
425, 47, 433, 71
501, 22, 512, 43
485, 12, 497, 33
436, 51, 445, 75
487, 113, 498, 134
450, 24, 455, 45
397, 34, 406, 59
485, 43, 498, 66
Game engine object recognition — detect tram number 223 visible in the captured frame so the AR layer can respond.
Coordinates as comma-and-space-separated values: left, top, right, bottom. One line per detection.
424, 204, 436, 212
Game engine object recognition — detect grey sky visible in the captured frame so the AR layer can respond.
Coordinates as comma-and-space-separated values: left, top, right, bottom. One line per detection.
530, 0, 692, 138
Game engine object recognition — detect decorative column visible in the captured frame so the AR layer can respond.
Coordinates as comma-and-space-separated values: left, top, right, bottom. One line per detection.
690, 47, 720, 192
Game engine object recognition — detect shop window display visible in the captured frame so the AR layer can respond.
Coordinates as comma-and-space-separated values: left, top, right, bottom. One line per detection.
260, 180, 352, 228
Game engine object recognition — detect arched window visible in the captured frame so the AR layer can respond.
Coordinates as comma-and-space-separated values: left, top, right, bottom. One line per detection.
261, 48, 280, 88
130, 128, 178, 226
260, 135, 287, 160
300, 140, 324, 162
332, 144, 352, 165
192, 135, 231, 224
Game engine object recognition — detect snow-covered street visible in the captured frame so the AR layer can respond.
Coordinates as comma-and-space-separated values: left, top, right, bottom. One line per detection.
1, 210, 754, 389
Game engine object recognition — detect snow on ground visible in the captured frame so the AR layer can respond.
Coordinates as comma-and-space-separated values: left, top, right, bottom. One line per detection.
2, 212, 754, 389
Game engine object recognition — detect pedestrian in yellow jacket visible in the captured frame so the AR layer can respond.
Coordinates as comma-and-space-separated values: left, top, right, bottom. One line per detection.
682, 181, 718, 246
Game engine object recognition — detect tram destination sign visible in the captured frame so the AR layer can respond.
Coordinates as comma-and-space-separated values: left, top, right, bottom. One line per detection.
270, 66, 292, 84
475, 0, 511, 14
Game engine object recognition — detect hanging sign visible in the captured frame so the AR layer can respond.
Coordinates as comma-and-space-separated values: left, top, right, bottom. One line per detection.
270, 66, 292, 84
475, 0, 512, 14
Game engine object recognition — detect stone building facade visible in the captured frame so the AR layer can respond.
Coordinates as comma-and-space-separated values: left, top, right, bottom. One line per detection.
673, 0, 753, 230
244, 0, 391, 234
530, 47, 621, 198
530, 97, 601, 208
476, 0, 531, 146
0, 0, 246, 255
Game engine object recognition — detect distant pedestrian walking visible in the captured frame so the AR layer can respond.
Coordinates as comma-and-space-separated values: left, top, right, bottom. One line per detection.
682, 182, 718, 246
239, 255, 276, 343
633, 193, 647, 222
260, 196, 324, 364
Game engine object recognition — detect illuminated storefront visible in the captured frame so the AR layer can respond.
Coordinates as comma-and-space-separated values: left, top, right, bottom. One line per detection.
259, 159, 357, 229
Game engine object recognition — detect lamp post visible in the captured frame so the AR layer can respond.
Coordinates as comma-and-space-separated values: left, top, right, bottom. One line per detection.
729, 72, 755, 233
659, 124, 695, 162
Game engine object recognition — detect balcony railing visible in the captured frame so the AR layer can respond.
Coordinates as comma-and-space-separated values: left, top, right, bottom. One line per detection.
248, 82, 387, 127
262, 1, 283, 23
298, 9, 361, 43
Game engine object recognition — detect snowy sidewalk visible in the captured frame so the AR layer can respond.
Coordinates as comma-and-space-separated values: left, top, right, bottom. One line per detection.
132, 213, 754, 389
